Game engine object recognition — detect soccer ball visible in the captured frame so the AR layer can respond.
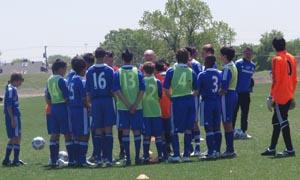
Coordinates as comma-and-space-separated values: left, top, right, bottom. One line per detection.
58, 151, 68, 162
234, 129, 243, 139
32, 137, 46, 150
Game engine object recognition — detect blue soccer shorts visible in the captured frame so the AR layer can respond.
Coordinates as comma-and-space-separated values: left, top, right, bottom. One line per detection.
200, 99, 221, 131
91, 97, 116, 129
70, 107, 90, 136
221, 91, 238, 123
117, 110, 143, 131
5, 114, 21, 139
143, 117, 163, 137
49, 103, 71, 134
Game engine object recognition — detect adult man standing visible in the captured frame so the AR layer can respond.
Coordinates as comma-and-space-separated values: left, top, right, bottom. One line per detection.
144, 50, 156, 63
261, 37, 297, 157
233, 47, 255, 139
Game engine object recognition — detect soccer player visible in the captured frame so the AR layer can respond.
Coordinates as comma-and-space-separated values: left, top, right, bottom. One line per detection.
233, 47, 256, 139
45, 59, 73, 167
164, 48, 198, 162
142, 62, 163, 164
144, 50, 157, 63
113, 49, 145, 166
201, 44, 218, 69
2, 73, 25, 166
86, 48, 115, 166
155, 60, 172, 160
261, 37, 297, 157
198, 56, 222, 160
186, 46, 203, 156
83, 53, 95, 69
219, 47, 238, 158
69, 56, 95, 167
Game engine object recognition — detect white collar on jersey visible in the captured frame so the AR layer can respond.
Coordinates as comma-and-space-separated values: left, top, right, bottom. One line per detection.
175, 63, 188, 67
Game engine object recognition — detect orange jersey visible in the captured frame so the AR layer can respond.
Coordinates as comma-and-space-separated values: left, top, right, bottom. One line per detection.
45, 104, 51, 115
271, 51, 298, 104
155, 72, 171, 119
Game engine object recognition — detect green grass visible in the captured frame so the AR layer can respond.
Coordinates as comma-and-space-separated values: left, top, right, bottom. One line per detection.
0, 83, 300, 180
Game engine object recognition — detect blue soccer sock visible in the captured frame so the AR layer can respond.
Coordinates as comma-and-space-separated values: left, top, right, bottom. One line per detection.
206, 132, 214, 155
194, 130, 201, 152
49, 140, 59, 164
79, 141, 88, 164
93, 135, 101, 161
13, 144, 20, 162
155, 137, 163, 158
74, 140, 80, 163
143, 136, 150, 160
4, 144, 13, 161
134, 135, 141, 160
172, 133, 180, 157
214, 131, 222, 153
225, 131, 234, 153
122, 135, 130, 160
65, 140, 74, 163
105, 133, 113, 163
184, 133, 192, 157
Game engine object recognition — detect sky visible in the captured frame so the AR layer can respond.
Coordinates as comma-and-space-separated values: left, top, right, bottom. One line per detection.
0, 0, 299, 62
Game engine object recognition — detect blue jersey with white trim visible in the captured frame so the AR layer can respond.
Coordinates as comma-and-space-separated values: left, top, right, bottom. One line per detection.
4, 84, 20, 116
190, 59, 203, 75
68, 75, 86, 107
86, 64, 114, 99
235, 59, 255, 93
197, 68, 222, 100
66, 69, 76, 85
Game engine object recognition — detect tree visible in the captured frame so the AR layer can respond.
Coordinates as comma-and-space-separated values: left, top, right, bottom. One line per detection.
48, 55, 72, 64
254, 30, 284, 70
101, 28, 169, 65
212, 21, 236, 46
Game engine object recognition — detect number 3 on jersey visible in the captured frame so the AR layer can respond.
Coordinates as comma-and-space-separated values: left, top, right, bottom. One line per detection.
212, 75, 219, 93
93, 72, 106, 89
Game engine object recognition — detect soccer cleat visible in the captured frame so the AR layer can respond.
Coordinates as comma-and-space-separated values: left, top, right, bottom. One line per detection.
221, 151, 237, 159
190, 151, 201, 157
142, 158, 150, 165
240, 132, 252, 140
79, 161, 97, 168
214, 152, 221, 159
182, 157, 191, 162
87, 156, 97, 163
275, 150, 295, 158
96, 160, 104, 167
135, 158, 143, 165
168, 156, 181, 163
57, 159, 68, 168
261, 148, 276, 156
200, 154, 215, 161
125, 159, 131, 166
2, 159, 11, 167
12, 160, 27, 166
119, 151, 125, 160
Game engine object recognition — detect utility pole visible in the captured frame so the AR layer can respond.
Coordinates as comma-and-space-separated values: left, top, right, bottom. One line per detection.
43, 46, 48, 69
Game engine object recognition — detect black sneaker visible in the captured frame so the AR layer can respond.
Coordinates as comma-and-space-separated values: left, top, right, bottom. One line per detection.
142, 158, 150, 165
261, 148, 276, 156
2, 159, 11, 166
125, 159, 131, 166
135, 158, 143, 165
12, 160, 27, 166
275, 150, 295, 158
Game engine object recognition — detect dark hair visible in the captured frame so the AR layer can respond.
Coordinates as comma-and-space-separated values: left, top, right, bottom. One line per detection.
82, 53, 95, 65
9, 73, 24, 83
122, 49, 133, 63
95, 47, 106, 59
272, 37, 286, 52
143, 62, 155, 75
176, 48, 189, 64
71, 56, 86, 75
204, 55, 216, 68
52, 59, 67, 73
220, 46, 235, 61
185, 46, 197, 56
105, 51, 114, 58
155, 59, 166, 72
203, 44, 215, 54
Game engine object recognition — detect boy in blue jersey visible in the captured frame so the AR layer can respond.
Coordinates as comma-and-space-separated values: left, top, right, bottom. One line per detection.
219, 47, 238, 158
45, 59, 73, 167
164, 48, 198, 162
198, 56, 222, 160
2, 73, 25, 166
69, 56, 95, 167
186, 46, 202, 156
113, 49, 145, 166
233, 47, 255, 139
142, 62, 163, 164
86, 48, 115, 166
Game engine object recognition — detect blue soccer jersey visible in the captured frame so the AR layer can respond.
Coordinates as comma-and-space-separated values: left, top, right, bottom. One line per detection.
190, 59, 203, 75
4, 84, 20, 117
66, 69, 76, 85
235, 59, 256, 93
197, 68, 222, 100
68, 75, 87, 107
86, 64, 114, 99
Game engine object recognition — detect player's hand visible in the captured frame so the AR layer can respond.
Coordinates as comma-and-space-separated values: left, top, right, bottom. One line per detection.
129, 104, 137, 114
266, 96, 274, 112
11, 117, 17, 128
219, 89, 227, 96
290, 99, 296, 110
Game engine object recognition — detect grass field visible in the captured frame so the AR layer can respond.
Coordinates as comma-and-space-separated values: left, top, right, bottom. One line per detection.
0, 83, 299, 180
